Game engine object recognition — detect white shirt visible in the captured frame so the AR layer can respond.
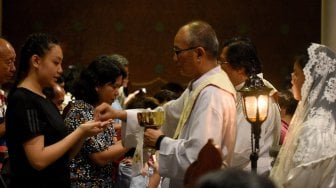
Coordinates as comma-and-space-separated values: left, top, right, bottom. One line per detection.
123, 66, 236, 188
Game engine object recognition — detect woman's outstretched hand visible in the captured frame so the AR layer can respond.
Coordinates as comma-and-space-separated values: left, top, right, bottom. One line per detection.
79, 119, 113, 137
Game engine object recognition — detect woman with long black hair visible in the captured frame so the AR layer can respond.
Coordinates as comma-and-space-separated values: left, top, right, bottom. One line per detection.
5, 33, 107, 188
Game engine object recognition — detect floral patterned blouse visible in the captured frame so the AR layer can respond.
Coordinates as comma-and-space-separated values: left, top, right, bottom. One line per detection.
64, 100, 116, 188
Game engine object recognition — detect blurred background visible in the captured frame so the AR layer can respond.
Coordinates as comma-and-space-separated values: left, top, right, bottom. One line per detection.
1, 0, 332, 95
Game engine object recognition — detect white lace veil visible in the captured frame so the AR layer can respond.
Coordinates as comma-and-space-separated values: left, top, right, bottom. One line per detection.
270, 43, 336, 188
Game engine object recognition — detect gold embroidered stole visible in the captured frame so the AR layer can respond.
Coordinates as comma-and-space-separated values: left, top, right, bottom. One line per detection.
173, 72, 236, 139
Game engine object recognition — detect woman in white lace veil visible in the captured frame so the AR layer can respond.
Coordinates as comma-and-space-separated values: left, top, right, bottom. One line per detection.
270, 43, 336, 188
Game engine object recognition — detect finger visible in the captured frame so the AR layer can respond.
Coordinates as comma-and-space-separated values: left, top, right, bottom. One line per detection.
82, 121, 98, 127
143, 136, 149, 143
99, 123, 108, 130
93, 108, 102, 121
94, 103, 108, 120
95, 124, 105, 132
144, 128, 152, 134
97, 113, 110, 122
93, 114, 100, 121
100, 119, 113, 127
147, 161, 153, 166
84, 120, 94, 124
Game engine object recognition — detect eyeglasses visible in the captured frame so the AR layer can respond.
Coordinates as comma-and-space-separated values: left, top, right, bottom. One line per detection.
173, 46, 200, 56
1, 57, 15, 66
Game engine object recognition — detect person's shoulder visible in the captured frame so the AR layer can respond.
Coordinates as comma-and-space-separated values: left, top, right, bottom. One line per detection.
71, 100, 94, 111
201, 85, 235, 99
197, 86, 235, 110
64, 100, 94, 121
9, 88, 27, 98
8, 88, 39, 105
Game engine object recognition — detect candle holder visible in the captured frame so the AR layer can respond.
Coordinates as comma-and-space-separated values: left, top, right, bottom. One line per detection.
239, 74, 272, 173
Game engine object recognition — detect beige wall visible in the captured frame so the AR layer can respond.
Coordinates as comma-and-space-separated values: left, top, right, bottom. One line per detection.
322, 0, 336, 51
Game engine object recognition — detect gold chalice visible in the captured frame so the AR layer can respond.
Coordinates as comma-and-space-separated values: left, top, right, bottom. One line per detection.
137, 111, 164, 129
137, 110, 164, 155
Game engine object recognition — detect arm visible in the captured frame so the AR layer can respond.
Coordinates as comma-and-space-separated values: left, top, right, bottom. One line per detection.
23, 121, 105, 170
89, 140, 128, 166
148, 173, 161, 188
68, 137, 86, 160
148, 155, 161, 188
157, 87, 236, 179
66, 102, 128, 166
113, 122, 122, 141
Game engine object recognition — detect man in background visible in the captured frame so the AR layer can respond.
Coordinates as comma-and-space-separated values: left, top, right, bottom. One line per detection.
0, 37, 16, 152
219, 37, 281, 175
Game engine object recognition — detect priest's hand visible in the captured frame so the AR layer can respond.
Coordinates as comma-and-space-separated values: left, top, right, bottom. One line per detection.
144, 128, 164, 148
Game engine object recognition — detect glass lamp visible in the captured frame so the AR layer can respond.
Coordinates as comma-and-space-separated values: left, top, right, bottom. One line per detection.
238, 73, 272, 173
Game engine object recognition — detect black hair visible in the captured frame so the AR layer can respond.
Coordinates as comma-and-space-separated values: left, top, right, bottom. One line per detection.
109, 58, 127, 80
278, 90, 298, 115
154, 89, 179, 104
63, 65, 81, 93
161, 82, 184, 95
125, 96, 159, 110
293, 54, 309, 70
109, 54, 129, 66
9, 33, 59, 96
221, 37, 262, 75
72, 55, 126, 105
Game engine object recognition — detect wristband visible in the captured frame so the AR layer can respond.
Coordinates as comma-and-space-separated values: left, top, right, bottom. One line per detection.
155, 135, 166, 150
